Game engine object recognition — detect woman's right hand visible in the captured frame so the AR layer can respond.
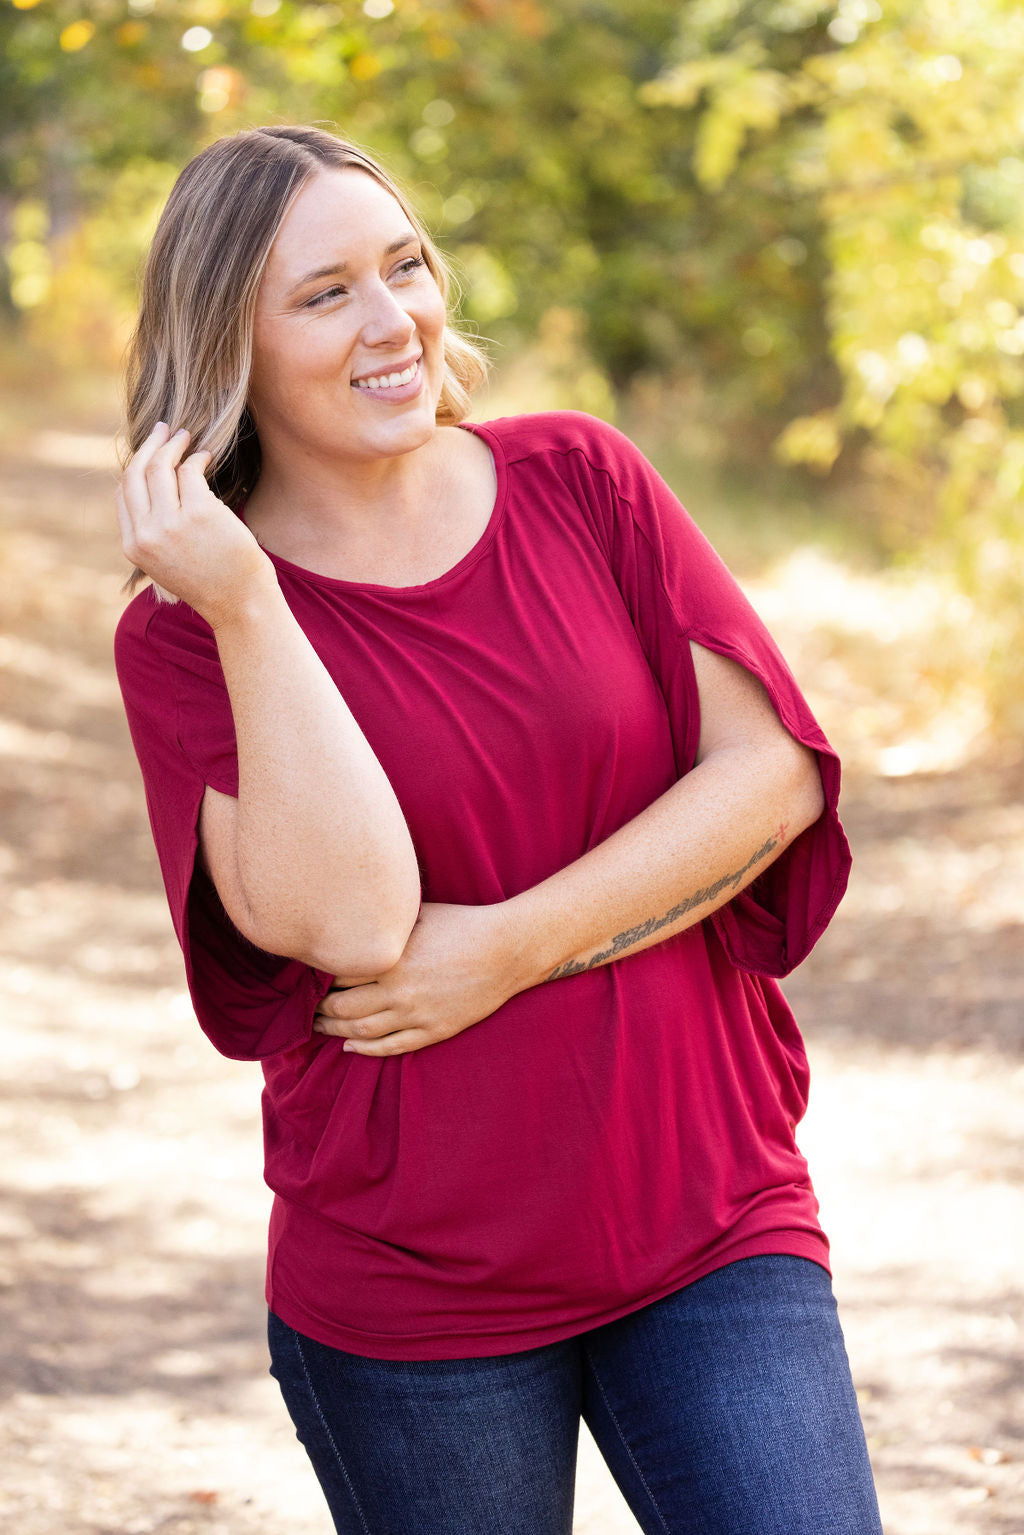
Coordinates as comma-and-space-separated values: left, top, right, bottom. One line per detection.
117, 420, 274, 626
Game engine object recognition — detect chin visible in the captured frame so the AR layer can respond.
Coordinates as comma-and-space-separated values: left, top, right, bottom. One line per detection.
357, 413, 438, 460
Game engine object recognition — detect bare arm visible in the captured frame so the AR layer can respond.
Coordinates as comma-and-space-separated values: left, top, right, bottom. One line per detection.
118, 423, 421, 977
314, 641, 827, 1054
499, 641, 826, 989
195, 582, 421, 976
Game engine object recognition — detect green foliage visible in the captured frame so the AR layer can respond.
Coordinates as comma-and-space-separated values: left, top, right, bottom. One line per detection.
645, 0, 1024, 730
2, 0, 1023, 732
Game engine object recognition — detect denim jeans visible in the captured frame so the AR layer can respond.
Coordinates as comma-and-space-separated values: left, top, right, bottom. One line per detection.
267, 1254, 884, 1534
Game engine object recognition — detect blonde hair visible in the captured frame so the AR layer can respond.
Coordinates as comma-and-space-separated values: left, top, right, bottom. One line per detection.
119, 124, 490, 593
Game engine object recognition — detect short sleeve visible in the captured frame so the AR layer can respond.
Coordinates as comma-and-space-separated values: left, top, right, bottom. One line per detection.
114, 589, 334, 1060
562, 413, 851, 978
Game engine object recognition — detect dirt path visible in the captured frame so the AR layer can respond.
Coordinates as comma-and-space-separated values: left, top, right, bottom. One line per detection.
0, 400, 1020, 1533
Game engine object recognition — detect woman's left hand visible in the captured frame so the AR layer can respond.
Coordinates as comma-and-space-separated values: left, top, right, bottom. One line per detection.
312, 901, 526, 1057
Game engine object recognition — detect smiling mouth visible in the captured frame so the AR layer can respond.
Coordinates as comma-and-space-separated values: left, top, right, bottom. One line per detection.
351, 357, 422, 391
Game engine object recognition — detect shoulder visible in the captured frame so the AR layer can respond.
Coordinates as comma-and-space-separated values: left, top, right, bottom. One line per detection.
114, 584, 219, 693
467, 410, 645, 475
114, 585, 162, 679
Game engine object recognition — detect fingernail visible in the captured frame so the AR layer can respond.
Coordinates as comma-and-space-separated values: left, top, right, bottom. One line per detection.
154, 420, 167, 431
342, 1042, 356, 1052
173, 427, 189, 438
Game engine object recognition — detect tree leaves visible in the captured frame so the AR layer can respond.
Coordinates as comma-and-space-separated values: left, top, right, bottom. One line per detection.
3, 0, 1024, 727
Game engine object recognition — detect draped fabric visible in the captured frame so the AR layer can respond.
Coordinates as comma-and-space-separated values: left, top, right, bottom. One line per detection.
115, 411, 850, 1360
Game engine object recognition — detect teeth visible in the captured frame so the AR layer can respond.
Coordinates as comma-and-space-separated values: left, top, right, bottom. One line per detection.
354, 361, 418, 390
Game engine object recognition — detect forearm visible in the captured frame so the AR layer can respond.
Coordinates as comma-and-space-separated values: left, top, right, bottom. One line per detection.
501, 737, 825, 990
211, 579, 421, 972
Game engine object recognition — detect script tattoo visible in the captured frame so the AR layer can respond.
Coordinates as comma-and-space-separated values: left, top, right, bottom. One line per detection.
546, 831, 781, 981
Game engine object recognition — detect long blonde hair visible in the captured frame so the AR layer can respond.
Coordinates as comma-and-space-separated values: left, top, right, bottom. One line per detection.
119, 124, 490, 592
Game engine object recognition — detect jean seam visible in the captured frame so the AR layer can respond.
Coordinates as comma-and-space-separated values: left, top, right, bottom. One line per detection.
292, 1330, 373, 1535
583, 1343, 672, 1535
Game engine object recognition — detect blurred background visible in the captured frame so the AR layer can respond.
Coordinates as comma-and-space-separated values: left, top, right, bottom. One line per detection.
0, 1, 1022, 1531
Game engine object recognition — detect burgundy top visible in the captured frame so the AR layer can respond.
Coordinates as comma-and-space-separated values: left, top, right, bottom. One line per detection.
114, 411, 851, 1360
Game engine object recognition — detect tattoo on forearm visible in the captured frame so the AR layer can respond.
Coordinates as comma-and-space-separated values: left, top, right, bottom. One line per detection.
546, 831, 782, 981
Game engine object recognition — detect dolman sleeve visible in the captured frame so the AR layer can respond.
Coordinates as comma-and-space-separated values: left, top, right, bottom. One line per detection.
114, 589, 334, 1060
567, 413, 851, 977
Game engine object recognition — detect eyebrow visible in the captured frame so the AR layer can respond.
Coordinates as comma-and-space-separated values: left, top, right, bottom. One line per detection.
286, 232, 421, 298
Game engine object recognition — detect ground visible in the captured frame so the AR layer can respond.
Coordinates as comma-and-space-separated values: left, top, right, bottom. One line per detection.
0, 390, 1020, 1533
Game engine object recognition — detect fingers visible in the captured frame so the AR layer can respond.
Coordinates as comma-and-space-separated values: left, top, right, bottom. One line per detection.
314, 1006, 395, 1040
118, 424, 218, 574
313, 983, 445, 1054
339, 1030, 424, 1057
178, 448, 214, 491
312, 987, 433, 1053
120, 422, 192, 525
317, 984, 385, 1023
314, 980, 395, 1042
142, 428, 195, 521
132, 419, 173, 473
120, 420, 170, 520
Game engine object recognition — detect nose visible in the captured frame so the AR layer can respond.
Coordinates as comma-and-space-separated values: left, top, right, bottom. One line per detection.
359, 278, 417, 348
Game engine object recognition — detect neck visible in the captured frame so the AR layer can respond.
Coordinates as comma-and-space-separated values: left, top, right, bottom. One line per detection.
244, 435, 446, 540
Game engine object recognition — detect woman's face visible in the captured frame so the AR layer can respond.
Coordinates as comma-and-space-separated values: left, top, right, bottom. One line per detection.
247, 167, 449, 470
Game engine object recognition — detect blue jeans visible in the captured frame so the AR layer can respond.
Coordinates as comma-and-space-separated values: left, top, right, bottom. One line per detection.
267, 1255, 883, 1534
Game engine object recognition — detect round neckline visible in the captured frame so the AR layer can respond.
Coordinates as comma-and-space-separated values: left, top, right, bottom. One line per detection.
239, 421, 508, 596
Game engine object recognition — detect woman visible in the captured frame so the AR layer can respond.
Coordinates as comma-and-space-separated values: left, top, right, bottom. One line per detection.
114, 125, 883, 1534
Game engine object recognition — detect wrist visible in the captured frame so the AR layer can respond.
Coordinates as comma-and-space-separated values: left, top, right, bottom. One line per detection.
494, 892, 563, 994
201, 563, 282, 633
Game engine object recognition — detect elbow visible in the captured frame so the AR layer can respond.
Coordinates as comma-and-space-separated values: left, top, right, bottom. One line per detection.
784, 741, 827, 837
231, 899, 419, 979
299, 923, 414, 980
295, 878, 422, 975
